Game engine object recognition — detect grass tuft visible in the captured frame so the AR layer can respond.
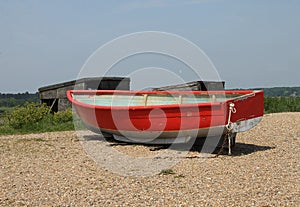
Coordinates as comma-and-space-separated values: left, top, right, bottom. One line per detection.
159, 169, 175, 175
174, 174, 185, 178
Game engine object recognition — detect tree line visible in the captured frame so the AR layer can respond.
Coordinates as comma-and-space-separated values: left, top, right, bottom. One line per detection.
0, 92, 39, 107
264, 97, 300, 113
253, 87, 300, 97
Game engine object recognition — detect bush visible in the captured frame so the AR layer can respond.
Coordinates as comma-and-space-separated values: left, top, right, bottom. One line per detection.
8, 103, 50, 129
53, 109, 73, 124
0, 103, 76, 135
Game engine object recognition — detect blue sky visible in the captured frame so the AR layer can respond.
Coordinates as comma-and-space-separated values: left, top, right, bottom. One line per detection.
0, 0, 299, 93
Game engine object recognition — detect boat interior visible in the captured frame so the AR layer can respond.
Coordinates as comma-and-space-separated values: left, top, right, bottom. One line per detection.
72, 92, 248, 107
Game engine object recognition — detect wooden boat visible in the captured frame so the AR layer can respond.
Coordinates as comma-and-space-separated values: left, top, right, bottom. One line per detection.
67, 90, 264, 144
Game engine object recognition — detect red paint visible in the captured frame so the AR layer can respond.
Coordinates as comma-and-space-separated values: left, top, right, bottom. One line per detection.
67, 90, 264, 133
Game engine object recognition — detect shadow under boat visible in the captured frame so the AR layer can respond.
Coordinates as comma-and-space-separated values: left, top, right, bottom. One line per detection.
81, 133, 274, 157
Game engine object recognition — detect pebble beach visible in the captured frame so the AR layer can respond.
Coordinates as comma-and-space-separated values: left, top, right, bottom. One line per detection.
0, 112, 299, 206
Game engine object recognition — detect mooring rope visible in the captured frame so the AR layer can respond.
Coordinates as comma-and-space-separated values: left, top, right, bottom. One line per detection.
226, 103, 236, 155
213, 102, 236, 158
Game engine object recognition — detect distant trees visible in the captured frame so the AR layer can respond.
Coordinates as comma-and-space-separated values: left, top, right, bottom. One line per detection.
264, 97, 300, 113
261, 87, 300, 113
0, 98, 17, 107
254, 87, 300, 97
0, 92, 39, 107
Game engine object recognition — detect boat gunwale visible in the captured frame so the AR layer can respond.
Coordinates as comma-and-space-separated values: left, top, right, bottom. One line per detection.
67, 90, 262, 111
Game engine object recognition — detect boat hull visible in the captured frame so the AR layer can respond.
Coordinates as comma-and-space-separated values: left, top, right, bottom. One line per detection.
67, 90, 264, 144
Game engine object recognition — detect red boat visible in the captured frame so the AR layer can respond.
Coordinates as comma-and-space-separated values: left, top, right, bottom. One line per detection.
67, 90, 264, 145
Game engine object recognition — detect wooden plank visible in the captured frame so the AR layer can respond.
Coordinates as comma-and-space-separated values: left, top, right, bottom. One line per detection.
40, 90, 57, 99
153, 81, 225, 91
58, 98, 72, 111
38, 77, 130, 92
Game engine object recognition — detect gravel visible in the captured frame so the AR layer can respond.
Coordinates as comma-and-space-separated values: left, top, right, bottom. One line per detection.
0, 112, 299, 206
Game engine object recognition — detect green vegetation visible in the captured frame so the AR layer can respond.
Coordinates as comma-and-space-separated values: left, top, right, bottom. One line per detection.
264, 97, 300, 114
0, 92, 39, 107
159, 169, 186, 178
261, 87, 300, 113
159, 169, 175, 175
174, 174, 185, 178
0, 107, 13, 121
0, 103, 75, 135
259, 87, 300, 97
8, 103, 49, 129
